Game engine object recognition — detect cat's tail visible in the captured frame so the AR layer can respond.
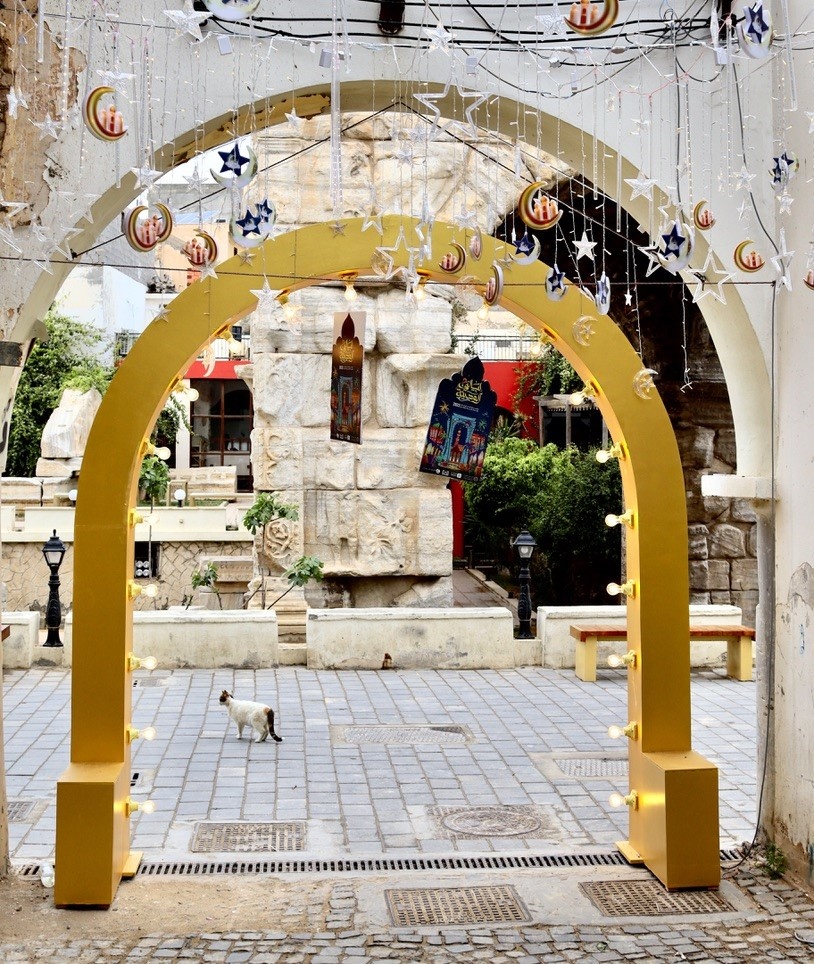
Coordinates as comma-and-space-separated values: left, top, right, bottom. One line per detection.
267, 708, 283, 743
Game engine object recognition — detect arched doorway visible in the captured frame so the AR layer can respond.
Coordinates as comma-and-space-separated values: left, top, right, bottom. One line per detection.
55, 216, 718, 905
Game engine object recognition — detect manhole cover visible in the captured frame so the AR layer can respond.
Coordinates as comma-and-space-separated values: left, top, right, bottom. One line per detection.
386, 885, 530, 926
556, 757, 629, 778
336, 724, 471, 745
191, 822, 306, 853
7, 801, 37, 821
434, 805, 545, 838
580, 880, 733, 917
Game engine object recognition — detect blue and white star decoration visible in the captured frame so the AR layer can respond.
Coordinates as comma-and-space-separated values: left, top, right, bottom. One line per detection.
656, 217, 694, 274
595, 271, 611, 314
230, 198, 276, 248
211, 141, 258, 189
545, 263, 567, 301
737, 2, 774, 59
770, 151, 799, 193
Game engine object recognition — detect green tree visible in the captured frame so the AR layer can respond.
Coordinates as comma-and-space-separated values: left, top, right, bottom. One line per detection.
5, 308, 113, 477
464, 438, 623, 605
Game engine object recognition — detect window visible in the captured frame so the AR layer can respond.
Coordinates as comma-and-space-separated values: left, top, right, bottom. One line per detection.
134, 542, 160, 578
190, 380, 253, 492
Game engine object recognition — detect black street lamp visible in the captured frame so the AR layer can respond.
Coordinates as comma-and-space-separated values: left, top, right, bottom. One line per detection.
511, 529, 537, 640
42, 529, 66, 647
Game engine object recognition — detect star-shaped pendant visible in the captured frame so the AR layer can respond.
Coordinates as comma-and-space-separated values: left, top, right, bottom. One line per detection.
362, 208, 384, 236
237, 247, 256, 264
453, 206, 479, 231
250, 277, 279, 315
624, 290, 633, 307
777, 191, 794, 215
771, 229, 795, 291
96, 68, 135, 96
423, 21, 453, 53
285, 106, 305, 133
638, 243, 664, 278
33, 113, 61, 140
546, 263, 567, 300
7, 86, 27, 119
443, 88, 489, 140
132, 163, 162, 190
733, 164, 756, 192
660, 223, 686, 258
164, 1, 210, 43
329, 220, 346, 237
574, 231, 597, 261
236, 209, 262, 235
624, 173, 657, 201
691, 249, 734, 304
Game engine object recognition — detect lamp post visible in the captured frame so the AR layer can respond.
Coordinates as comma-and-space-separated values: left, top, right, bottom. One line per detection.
511, 529, 537, 640
42, 529, 66, 647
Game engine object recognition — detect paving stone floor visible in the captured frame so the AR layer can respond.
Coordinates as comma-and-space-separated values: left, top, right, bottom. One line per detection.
4, 665, 812, 961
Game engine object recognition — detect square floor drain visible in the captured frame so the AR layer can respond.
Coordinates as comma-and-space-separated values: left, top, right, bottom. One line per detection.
580, 880, 732, 917
191, 822, 306, 853
431, 804, 562, 840
8, 800, 37, 821
555, 757, 628, 778
386, 885, 530, 926
333, 724, 472, 746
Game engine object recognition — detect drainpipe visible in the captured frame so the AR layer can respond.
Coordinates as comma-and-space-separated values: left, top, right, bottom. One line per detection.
754, 503, 776, 840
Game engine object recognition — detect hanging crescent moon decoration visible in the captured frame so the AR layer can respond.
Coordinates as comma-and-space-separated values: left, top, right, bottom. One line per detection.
229, 200, 275, 249
564, 0, 619, 37
182, 230, 219, 267
572, 315, 596, 347
203, 0, 262, 21
83, 86, 127, 141
439, 242, 467, 273
211, 143, 258, 189
483, 263, 504, 306
656, 218, 694, 274
633, 368, 658, 399
517, 182, 563, 230
512, 232, 542, 266
546, 263, 568, 301
804, 269, 814, 291
595, 272, 611, 315
468, 228, 483, 261
737, 2, 774, 59
733, 239, 765, 273
692, 200, 716, 231
122, 204, 173, 253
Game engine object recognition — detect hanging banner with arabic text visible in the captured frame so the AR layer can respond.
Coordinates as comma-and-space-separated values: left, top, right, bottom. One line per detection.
330, 311, 365, 444
419, 356, 496, 482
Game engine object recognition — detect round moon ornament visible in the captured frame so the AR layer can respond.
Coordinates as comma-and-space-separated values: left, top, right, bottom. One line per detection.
122, 203, 173, 253
733, 240, 765, 273
737, 1, 774, 59
692, 200, 716, 231
182, 230, 218, 267
202, 0, 262, 21
657, 218, 694, 274
83, 86, 127, 141
546, 263, 567, 301
513, 231, 541, 266
564, 0, 619, 36
439, 242, 467, 273
229, 201, 274, 249
211, 142, 258, 190
518, 182, 563, 230
483, 263, 504, 306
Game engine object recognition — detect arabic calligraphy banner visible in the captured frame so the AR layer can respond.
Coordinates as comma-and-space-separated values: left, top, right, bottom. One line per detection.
330, 311, 365, 444
419, 356, 496, 482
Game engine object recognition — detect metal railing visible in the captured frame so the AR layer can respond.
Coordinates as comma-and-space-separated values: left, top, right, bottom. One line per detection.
451, 333, 544, 361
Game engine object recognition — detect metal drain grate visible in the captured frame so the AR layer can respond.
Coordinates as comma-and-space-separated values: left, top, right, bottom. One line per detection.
433, 805, 557, 840
556, 757, 629, 778
191, 821, 306, 853
580, 879, 733, 917
132, 677, 168, 687
386, 885, 530, 926
336, 724, 472, 745
7, 800, 37, 821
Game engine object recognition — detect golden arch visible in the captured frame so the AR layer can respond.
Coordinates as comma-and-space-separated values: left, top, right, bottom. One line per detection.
54, 216, 719, 906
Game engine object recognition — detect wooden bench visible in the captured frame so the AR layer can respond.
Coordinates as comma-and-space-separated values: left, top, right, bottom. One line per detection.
569, 623, 756, 682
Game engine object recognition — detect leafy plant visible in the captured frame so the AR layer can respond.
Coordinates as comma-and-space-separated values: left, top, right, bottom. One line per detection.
139, 455, 170, 507
464, 438, 622, 605
187, 562, 221, 610
5, 308, 113, 477
264, 556, 325, 609
242, 492, 299, 535
762, 842, 787, 880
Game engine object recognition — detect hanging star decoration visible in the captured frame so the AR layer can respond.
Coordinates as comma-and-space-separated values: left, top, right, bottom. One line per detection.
7, 87, 27, 119
573, 231, 597, 261
372, 227, 410, 280
595, 272, 611, 314
250, 278, 279, 316
329, 220, 346, 237
734, 164, 757, 192
770, 151, 799, 192
218, 143, 249, 175
535, 9, 567, 38
771, 229, 795, 291
423, 21, 453, 53
132, 162, 162, 190
96, 69, 136, 96
545, 263, 567, 300
362, 207, 384, 236
691, 250, 734, 305
32, 113, 61, 140
164, 2, 210, 42
453, 205, 480, 231
624, 172, 657, 201
777, 191, 794, 215
443, 88, 489, 140
285, 105, 306, 133
624, 290, 633, 307
638, 243, 664, 278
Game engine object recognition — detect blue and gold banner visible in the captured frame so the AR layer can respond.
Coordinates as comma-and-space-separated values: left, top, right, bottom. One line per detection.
420, 356, 496, 482
330, 311, 365, 444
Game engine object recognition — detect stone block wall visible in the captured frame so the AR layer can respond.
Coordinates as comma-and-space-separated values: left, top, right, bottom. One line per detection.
243, 286, 462, 609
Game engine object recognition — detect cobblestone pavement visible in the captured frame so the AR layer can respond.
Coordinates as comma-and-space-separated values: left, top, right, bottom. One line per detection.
1, 869, 814, 961
5, 665, 811, 961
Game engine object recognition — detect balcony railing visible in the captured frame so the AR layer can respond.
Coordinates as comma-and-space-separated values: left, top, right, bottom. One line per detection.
452, 333, 544, 361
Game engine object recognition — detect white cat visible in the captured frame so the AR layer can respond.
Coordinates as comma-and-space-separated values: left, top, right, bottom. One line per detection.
218, 690, 283, 743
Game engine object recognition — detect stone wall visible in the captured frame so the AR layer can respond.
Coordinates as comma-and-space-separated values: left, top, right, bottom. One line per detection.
243, 285, 462, 609
2, 540, 250, 615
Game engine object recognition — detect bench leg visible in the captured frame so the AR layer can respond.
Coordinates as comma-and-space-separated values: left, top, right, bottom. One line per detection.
726, 635, 753, 682
575, 636, 598, 682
